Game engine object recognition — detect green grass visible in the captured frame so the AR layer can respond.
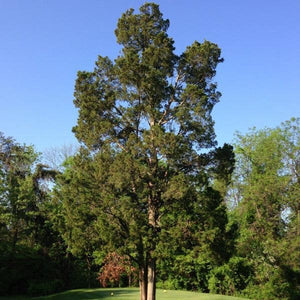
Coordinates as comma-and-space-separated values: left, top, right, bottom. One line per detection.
0, 288, 248, 300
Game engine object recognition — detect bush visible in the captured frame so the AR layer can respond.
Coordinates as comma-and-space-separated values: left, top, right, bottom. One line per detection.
156, 278, 180, 290
208, 256, 253, 295
0, 244, 67, 296
157, 254, 212, 292
243, 266, 299, 300
27, 279, 63, 296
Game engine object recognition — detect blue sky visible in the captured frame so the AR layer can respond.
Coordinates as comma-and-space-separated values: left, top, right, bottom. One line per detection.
0, 0, 299, 152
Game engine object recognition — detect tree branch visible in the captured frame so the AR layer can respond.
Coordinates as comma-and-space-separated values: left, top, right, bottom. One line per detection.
158, 72, 183, 126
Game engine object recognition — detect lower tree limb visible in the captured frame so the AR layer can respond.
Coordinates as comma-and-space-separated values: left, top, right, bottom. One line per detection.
86, 257, 91, 288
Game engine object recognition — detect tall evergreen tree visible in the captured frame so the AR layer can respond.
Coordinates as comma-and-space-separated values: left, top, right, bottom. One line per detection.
72, 3, 227, 300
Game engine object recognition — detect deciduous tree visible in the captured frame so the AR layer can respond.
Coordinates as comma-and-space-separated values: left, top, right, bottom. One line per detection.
229, 118, 300, 299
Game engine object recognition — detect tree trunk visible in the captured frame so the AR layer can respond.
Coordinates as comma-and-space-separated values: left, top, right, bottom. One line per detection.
139, 267, 147, 300
11, 226, 18, 256
147, 199, 157, 300
86, 257, 91, 288
147, 257, 156, 300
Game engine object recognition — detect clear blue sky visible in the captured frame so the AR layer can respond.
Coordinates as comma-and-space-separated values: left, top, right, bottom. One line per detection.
0, 0, 299, 152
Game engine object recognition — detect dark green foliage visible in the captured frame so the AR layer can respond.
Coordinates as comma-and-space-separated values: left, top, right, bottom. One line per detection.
243, 267, 298, 300
0, 133, 94, 296
156, 184, 238, 292
27, 279, 63, 297
0, 242, 61, 295
71, 3, 228, 299
157, 255, 212, 292
208, 257, 253, 296
53, 151, 103, 288
0, 133, 61, 296
0, 240, 96, 296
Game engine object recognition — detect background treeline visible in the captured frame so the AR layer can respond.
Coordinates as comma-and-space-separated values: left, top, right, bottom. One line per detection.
0, 118, 299, 299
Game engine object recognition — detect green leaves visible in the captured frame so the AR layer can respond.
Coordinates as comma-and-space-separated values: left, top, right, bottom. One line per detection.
228, 118, 300, 299
179, 41, 223, 87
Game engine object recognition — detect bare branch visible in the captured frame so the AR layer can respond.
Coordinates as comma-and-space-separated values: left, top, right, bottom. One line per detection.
115, 141, 127, 152
158, 72, 185, 126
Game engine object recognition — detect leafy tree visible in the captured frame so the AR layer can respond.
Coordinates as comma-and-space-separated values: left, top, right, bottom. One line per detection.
229, 118, 300, 299
98, 252, 136, 288
208, 256, 253, 296
53, 152, 101, 288
72, 3, 229, 300
0, 132, 39, 250
155, 165, 237, 292
0, 133, 65, 296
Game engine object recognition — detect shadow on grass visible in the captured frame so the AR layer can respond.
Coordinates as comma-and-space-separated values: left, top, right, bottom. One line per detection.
0, 289, 249, 300
34, 288, 139, 300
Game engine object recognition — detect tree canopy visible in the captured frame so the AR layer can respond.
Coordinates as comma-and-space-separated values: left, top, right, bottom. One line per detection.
72, 3, 229, 300
228, 118, 300, 299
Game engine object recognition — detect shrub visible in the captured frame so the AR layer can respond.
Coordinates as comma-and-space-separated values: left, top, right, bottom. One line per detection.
208, 256, 253, 295
27, 279, 63, 296
157, 254, 213, 292
243, 266, 299, 300
98, 252, 137, 288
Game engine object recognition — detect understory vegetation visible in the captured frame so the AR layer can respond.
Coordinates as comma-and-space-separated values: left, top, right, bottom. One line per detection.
1, 119, 299, 299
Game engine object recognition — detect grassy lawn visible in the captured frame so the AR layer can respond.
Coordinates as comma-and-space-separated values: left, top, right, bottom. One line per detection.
0, 288, 248, 300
